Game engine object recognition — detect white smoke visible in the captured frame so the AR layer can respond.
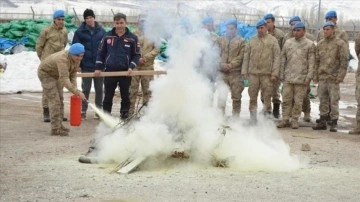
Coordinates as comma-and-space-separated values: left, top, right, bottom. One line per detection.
91, 6, 303, 172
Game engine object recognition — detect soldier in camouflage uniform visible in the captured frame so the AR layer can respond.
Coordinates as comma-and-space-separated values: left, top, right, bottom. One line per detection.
263, 13, 285, 119
277, 22, 315, 129
37, 43, 86, 136
282, 16, 314, 122
217, 20, 245, 118
242, 19, 280, 121
315, 10, 349, 124
312, 22, 348, 132
129, 16, 159, 116
36, 10, 68, 123
349, 33, 360, 135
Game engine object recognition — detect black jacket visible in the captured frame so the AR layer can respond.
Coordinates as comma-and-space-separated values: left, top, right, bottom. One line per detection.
95, 27, 140, 71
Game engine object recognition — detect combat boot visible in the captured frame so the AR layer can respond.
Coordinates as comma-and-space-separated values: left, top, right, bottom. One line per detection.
312, 115, 327, 130
61, 124, 70, 132
303, 112, 311, 122
315, 114, 329, 123
43, 107, 50, 122
51, 128, 69, 136
349, 121, 360, 135
291, 120, 299, 129
273, 103, 280, 119
329, 119, 338, 132
277, 120, 290, 128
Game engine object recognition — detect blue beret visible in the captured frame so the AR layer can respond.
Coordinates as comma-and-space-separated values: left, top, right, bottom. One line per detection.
325, 11, 337, 19
256, 19, 267, 28
264, 13, 274, 20
53, 10, 65, 19
226, 19, 237, 26
69, 43, 85, 55
202, 16, 214, 25
293, 22, 305, 30
289, 16, 301, 24
323, 21, 335, 28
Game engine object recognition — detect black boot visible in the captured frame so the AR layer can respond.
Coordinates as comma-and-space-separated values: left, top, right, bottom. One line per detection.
43, 107, 50, 122
316, 114, 329, 123
329, 119, 338, 132
273, 103, 280, 119
312, 115, 327, 130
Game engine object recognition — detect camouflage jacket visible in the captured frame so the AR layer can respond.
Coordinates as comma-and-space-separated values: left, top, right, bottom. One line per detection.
38, 50, 80, 95
218, 35, 246, 72
317, 25, 348, 49
242, 33, 280, 77
282, 31, 314, 47
132, 29, 159, 69
36, 23, 68, 60
268, 27, 285, 50
314, 35, 348, 81
280, 36, 315, 84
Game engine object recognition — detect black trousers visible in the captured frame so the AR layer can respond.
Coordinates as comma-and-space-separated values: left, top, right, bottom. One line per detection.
103, 76, 131, 116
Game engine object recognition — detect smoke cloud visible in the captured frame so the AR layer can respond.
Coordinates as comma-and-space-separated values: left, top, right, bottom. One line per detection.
90, 5, 303, 172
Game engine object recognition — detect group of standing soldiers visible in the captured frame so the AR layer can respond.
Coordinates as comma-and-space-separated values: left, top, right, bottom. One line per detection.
36, 8, 359, 136
210, 10, 359, 134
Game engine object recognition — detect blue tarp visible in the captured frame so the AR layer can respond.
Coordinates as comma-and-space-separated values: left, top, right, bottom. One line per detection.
0, 36, 28, 54
219, 20, 257, 41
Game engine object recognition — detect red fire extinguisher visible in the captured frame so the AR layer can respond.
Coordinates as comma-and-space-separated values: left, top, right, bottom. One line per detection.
70, 95, 82, 126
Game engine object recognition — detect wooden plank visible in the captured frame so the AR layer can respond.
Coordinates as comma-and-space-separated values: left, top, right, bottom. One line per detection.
117, 157, 146, 174
77, 70, 167, 78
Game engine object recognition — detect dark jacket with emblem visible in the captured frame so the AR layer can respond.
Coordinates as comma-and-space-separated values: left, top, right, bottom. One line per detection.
95, 27, 140, 71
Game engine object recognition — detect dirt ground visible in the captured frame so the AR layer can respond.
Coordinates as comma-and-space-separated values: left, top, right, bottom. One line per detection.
1, 73, 360, 202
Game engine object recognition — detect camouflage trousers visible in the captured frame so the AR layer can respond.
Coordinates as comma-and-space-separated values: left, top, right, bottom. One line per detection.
218, 72, 244, 116
42, 89, 49, 108
317, 79, 340, 120
129, 66, 154, 115
248, 74, 273, 113
356, 74, 360, 121
38, 74, 64, 130
260, 80, 281, 104
281, 83, 307, 121
302, 85, 311, 114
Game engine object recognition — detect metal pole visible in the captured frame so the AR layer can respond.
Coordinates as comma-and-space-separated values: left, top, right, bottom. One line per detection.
30, 6, 35, 20
316, 0, 322, 40
351, 21, 356, 41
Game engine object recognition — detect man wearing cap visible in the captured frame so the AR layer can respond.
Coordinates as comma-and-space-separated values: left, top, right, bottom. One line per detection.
283, 16, 314, 122
202, 16, 218, 43
37, 43, 86, 136
129, 15, 159, 117
312, 22, 348, 132
263, 13, 285, 119
95, 13, 140, 120
277, 22, 315, 129
242, 19, 280, 122
317, 10, 348, 44
217, 19, 245, 118
349, 33, 360, 135
315, 10, 349, 124
36, 10, 68, 123
72, 9, 106, 120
